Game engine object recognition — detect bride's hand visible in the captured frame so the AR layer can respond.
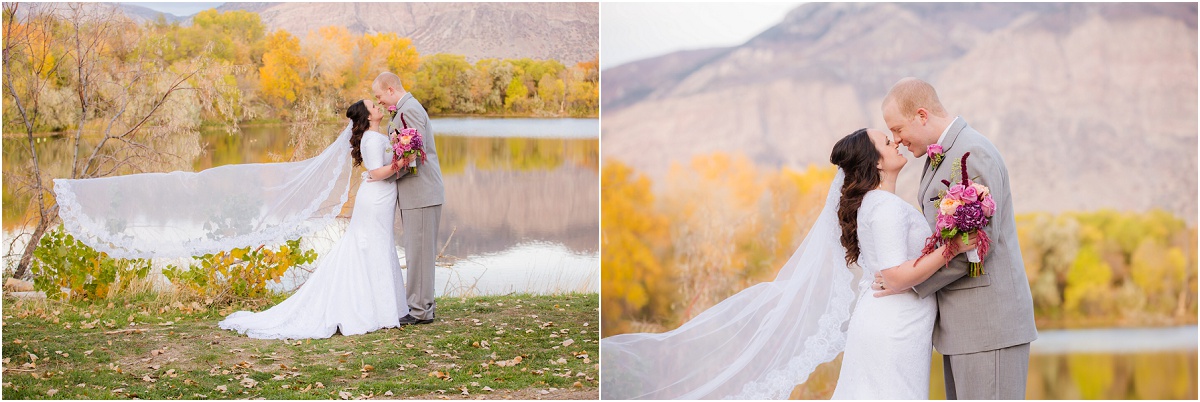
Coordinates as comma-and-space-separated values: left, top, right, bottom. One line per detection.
871, 273, 906, 298
955, 233, 981, 254
398, 154, 416, 167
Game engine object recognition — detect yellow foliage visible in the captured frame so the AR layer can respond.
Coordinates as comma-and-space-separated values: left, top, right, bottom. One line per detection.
600, 160, 672, 336
258, 30, 305, 107
1064, 245, 1113, 315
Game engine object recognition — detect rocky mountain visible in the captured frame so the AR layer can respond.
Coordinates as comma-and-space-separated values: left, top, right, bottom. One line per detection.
602, 2, 1198, 222
117, 3, 189, 24
215, 2, 598, 64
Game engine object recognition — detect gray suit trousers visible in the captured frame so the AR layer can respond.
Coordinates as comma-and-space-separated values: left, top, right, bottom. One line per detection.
401, 205, 441, 320
943, 342, 1030, 400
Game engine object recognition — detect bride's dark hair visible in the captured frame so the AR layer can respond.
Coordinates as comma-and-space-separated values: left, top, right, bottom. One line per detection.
346, 100, 369, 167
830, 128, 882, 267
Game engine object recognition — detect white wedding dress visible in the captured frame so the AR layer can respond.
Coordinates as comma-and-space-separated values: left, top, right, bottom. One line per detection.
831, 189, 936, 399
218, 130, 410, 339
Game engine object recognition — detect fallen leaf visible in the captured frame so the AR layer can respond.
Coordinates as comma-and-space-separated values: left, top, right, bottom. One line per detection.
573, 381, 583, 388
562, 339, 575, 347
142, 375, 156, 383
384, 390, 394, 396
83, 350, 94, 356
361, 364, 374, 372
315, 382, 325, 389
338, 391, 351, 399
482, 386, 494, 392
215, 385, 227, 393
240, 378, 258, 388
46, 389, 58, 397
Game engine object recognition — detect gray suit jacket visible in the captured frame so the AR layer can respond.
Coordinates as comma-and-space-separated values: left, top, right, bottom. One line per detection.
911, 117, 1037, 355
388, 93, 445, 209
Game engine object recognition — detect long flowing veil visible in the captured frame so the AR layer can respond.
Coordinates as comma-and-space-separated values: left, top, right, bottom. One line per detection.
52, 124, 355, 260
600, 169, 860, 400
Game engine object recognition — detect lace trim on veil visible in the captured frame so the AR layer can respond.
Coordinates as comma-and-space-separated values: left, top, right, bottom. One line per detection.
730, 265, 855, 399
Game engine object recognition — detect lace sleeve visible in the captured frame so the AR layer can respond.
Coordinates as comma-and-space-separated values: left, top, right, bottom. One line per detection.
870, 196, 910, 270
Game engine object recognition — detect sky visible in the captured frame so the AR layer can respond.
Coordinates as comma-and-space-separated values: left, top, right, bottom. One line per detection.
121, 2, 225, 17
600, 2, 803, 70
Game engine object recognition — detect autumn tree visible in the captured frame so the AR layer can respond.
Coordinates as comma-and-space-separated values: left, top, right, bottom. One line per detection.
259, 30, 304, 108
601, 160, 673, 336
411, 53, 472, 114
504, 74, 529, 113
537, 73, 566, 114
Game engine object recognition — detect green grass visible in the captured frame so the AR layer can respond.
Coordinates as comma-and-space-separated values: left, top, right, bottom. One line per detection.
1, 292, 599, 399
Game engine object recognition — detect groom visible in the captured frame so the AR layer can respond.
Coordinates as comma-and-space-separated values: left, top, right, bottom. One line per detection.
874, 78, 1037, 399
372, 72, 445, 326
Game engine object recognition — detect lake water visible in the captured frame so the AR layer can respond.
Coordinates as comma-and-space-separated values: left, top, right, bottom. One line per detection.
2, 118, 599, 297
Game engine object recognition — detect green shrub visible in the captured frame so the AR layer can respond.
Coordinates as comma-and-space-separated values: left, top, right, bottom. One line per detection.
163, 238, 317, 302
31, 226, 152, 300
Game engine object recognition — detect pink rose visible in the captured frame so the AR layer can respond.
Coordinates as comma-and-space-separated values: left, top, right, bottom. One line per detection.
946, 184, 966, 201
961, 184, 978, 201
980, 195, 997, 216
936, 213, 956, 231
387, 105, 397, 112
399, 135, 412, 146
971, 182, 990, 198
927, 144, 944, 155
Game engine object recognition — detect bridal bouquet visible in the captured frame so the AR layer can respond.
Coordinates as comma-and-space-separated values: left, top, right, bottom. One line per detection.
390, 126, 426, 175
922, 152, 995, 277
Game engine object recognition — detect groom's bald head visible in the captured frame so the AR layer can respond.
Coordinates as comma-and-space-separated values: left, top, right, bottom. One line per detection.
883, 78, 947, 118
373, 72, 404, 92
881, 77, 953, 158
372, 72, 406, 107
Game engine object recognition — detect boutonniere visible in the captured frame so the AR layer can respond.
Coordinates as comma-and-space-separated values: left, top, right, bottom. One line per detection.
385, 105, 398, 133
927, 144, 945, 170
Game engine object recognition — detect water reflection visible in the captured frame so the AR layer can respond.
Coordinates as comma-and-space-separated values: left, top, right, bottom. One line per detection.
3, 119, 599, 295
434, 117, 599, 138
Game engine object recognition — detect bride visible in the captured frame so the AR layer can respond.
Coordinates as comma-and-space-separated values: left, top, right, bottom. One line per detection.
218, 100, 415, 339
600, 128, 977, 399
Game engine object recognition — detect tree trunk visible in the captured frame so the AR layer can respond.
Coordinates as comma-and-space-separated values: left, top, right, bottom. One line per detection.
13, 205, 57, 279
